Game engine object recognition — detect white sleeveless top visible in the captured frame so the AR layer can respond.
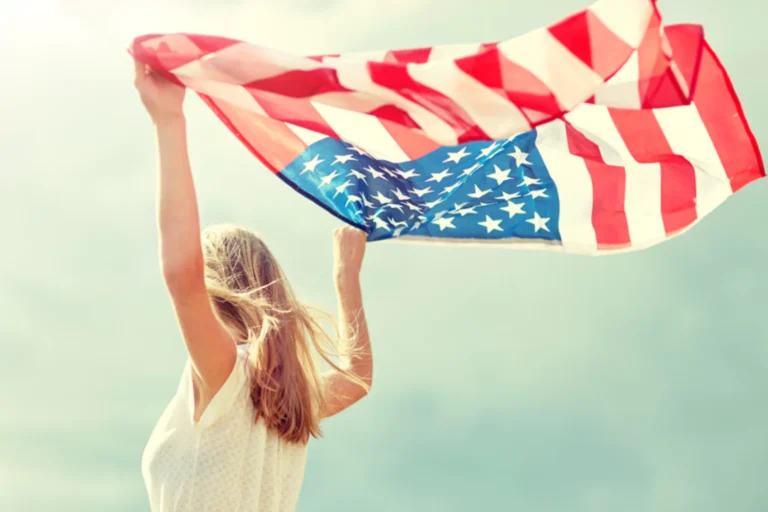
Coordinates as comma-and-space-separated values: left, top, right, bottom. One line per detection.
141, 344, 309, 511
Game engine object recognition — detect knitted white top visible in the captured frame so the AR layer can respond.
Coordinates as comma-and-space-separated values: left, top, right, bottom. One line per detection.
141, 344, 309, 511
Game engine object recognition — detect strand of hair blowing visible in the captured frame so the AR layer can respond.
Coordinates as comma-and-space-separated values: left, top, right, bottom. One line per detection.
202, 231, 367, 444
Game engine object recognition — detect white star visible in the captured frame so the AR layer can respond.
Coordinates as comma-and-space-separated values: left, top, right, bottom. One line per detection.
509, 146, 531, 167
526, 212, 550, 232
359, 192, 375, 208
467, 185, 492, 199
441, 182, 461, 195
348, 145, 369, 157
496, 191, 521, 201
426, 169, 454, 183
487, 164, 513, 185
372, 191, 392, 204
346, 195, 362, 207
478, 215, 503, 233
387, 203, 405, 213
364, 165, 387, 180
500, 201, 525, 219
424, 198, 443, 209
432, 216, 456, 231
462, 163, 482, 177
455, 206, 478, 217
372, 216, 391, 231
348, 169, 367, 182
518, 175, 542, 188
319, 170, 340, 188
476, 141, 501, 160
396, 168, 420, 179
410, 186, 434, 198
332, 154, 357, 165
381, 166, 399, 178
392, 188, 410, 201
389, 217, 408, 228
301, 154, 324, 175
527, 188, 549, 199
403, 202, 423, 213
333, 180, 353, 198
444, 147, 471, 164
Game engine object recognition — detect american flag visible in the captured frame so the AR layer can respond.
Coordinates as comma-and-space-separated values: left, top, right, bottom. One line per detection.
130, 0, 764, 254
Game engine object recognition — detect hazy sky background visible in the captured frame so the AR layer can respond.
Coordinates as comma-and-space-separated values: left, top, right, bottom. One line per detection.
1, 0, 766, 510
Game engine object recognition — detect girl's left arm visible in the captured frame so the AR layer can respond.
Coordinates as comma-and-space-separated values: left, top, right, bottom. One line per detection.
135, 59, 237, 400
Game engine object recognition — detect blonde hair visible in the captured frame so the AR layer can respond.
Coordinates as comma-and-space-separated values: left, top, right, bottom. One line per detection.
201, 223, 366, 444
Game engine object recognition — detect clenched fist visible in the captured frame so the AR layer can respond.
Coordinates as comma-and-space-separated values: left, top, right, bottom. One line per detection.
332, 226, 367, 285
133, 58, 186, 124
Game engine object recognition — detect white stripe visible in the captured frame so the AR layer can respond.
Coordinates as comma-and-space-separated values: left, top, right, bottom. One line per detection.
321, 50, 389, 63
593, 51, 641, 108
177, 77, 267, 114
565, 105, 666, 247
310, 91, 388, 113
312, 102, 410, 163
654, 105, 732, 219
285, 123, 326, 146
498, 28, 604, 111
589, 0, 654, 48
174, 42, 322, 84
536, 119, 598, 253
406, 62, 530, 139
325, 57, 459, 146
623, 163, 664, 248
427, 43, 481, 61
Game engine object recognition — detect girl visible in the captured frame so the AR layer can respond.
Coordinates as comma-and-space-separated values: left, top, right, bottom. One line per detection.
133, 59, 374, 511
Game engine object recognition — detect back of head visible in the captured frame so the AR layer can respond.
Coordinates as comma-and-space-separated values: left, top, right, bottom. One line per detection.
201, 224, 340, 444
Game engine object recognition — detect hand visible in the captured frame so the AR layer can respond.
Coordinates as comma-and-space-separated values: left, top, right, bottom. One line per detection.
333, 226, 367, 283
133, 58, 186, 124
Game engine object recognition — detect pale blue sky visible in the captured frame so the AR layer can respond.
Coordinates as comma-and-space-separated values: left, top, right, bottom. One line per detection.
0, 0, 766, 511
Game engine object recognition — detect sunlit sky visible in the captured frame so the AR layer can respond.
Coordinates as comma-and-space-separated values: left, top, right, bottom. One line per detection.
1, 0, 766, 511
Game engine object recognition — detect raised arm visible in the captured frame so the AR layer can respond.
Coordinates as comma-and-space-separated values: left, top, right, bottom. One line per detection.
133, 59, 237, 410
321, 227, 374, 418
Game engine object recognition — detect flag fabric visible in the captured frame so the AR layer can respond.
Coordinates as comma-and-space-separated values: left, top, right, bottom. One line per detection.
130, 0, 764, 255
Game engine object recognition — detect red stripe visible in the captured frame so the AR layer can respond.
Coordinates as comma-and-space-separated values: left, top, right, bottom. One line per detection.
307, 53, 340, 62
249, 90, 339, 140
548, 10, 632, 79
130, 34, 239, 86
380, 119, 441, 161
687, 39, 765, 191
131, 34, 238, 70
609, 109, 697, 235
244, 68, 351, 97
199, 94, 307, 174
458, 48, 561, 126
565, 123, 631, 247
636, 12, 689, 108
368, 61, 480, 140
368, 104, 421, 130
385, 47, 432, 64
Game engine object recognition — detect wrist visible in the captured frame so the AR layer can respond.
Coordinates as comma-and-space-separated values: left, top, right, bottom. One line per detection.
152, 113, 186, 128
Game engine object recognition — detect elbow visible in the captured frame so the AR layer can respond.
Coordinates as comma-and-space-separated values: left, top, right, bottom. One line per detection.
357, 361, 374, 396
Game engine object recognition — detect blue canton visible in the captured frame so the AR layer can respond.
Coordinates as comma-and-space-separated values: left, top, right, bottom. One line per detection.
280, 130, 561, 243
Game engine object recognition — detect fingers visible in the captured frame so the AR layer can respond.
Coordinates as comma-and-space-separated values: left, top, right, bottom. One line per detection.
334, 225, 368, 244
133, 58, 147, 86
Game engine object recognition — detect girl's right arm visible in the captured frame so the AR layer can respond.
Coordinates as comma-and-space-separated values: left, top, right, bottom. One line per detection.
321, 226, 373, 418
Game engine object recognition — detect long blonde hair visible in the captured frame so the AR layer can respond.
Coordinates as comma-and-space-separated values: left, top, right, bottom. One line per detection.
201, 223, 366, 444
